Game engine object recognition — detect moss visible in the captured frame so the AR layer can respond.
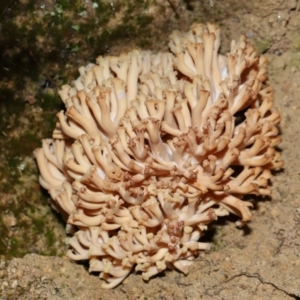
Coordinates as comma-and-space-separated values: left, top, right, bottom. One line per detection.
254, 37, 273, 54
289, 31, 300, 52
45, 229, 55, 247
288, 52, 300, 68
32, 218, 46, 234
1, 182, 15, 194
0, 0, 178, 261
26, 0, 36, 10
9, 237, 23, 257
8, 135, 39, 158
36, 91, 63, 111
94, 2, 113, 25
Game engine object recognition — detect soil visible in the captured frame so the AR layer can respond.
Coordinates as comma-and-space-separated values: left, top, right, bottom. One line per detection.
1, 0, 300, 299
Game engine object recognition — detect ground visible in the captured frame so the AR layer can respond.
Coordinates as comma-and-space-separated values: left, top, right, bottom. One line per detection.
0, 0, 300, 299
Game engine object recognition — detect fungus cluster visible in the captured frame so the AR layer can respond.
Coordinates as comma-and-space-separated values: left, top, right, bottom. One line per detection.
34, 23, 282, 288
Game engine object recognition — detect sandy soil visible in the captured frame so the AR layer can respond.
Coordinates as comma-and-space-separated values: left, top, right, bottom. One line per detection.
1, 0, 300, 299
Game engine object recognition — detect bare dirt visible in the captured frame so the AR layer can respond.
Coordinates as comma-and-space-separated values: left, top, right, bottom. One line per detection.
1, 0, 300, 299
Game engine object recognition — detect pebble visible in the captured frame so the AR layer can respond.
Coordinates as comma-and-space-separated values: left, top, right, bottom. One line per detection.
2, 213, 17, 230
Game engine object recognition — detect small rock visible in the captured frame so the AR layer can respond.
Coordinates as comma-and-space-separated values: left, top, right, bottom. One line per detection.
11, 280, 18, 289
2, 213, 17, 230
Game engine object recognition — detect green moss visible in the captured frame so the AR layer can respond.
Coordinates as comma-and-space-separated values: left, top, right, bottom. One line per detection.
27, 204, 37, 215
289, 31, 300, 52
0, 0, 173, 261
254, 37, 273, 54
45, 229, 55, 246
288, 52, 300, 67
1, 182, 15, 194
95, 2, 112, 24
26, 0, 36, 10
32, 218, 46, 234
36, 91, 63, 111
8, 135, 38, 157
56, 0, 80, 10
8, 237, 25, 257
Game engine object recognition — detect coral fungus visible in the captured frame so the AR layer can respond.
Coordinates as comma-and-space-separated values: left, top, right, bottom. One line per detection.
34, 23, 282, 288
